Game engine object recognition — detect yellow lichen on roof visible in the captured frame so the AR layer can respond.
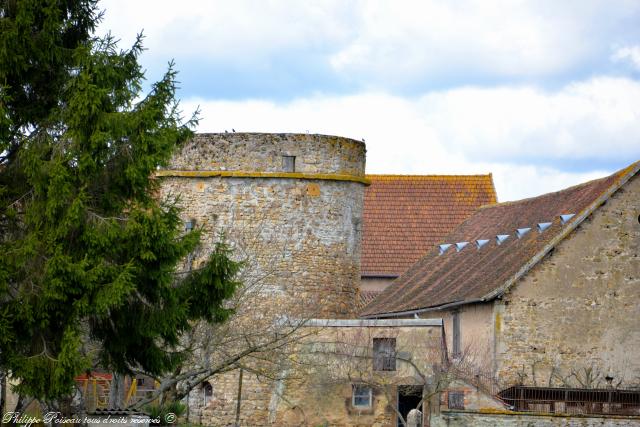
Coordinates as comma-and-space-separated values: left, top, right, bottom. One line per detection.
366, 174, 494, 181
362, 174, 497, 276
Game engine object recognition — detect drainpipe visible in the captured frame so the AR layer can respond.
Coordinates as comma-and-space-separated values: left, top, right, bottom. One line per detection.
234, 369, 243, 427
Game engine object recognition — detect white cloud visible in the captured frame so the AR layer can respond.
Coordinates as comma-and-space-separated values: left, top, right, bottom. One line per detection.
180, 76, 640, 201
99, 0, 353, 63
419, 77, 640, 162
96, 1, 640, 201
612, 45, 640, 71
99, 0, 640, 85
330, 0, 588, 79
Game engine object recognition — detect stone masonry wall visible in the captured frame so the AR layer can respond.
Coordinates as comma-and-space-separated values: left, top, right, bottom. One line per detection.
160, 133, 367, 318
160, 175, 364, 318
432, 411, 640, 427
186, 370, 273, 427
495, 173, 640, 387
167, 133, 366, 177
159, 133, 367, 425
181, 322, 447, 426
273, 323, 444, 427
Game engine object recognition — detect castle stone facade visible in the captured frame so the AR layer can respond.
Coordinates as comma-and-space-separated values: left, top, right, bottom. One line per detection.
159, 133, 367, 319
157, 133, 368, 425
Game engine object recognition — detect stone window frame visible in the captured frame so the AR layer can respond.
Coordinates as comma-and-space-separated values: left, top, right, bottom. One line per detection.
282, 155, 296, 172
448, 391, 465, 410
352, 384, 373, 408
202, 381, 213, 407
373, 337, 396, 371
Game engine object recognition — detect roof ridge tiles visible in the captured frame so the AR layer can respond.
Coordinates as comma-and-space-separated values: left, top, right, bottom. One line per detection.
365, 174, 494, 179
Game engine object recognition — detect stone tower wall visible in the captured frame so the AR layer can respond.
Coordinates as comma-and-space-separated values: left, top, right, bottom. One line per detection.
168, 132, 365, 176
159, 132, 367, 318
160, 133, 367, 425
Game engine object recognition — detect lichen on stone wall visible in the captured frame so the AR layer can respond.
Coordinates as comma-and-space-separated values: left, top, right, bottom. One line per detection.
496, 174, 640, 388
432, 411, 640, 427
160, 133, 368, 425
166, 133, 366, 177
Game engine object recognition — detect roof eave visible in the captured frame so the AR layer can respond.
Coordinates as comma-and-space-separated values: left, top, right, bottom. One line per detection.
360, 298, 485, 319
361, 273, 400, 279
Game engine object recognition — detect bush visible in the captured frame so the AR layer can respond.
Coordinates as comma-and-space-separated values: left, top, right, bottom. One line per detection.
145, 401, 187, 425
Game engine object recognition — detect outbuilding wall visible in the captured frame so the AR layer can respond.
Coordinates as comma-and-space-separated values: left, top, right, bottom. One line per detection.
432, 410, 640, 427
495, 174, 640, 387
273, 321, 444, 427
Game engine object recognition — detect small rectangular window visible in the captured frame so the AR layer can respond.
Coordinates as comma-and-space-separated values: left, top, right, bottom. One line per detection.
282, 155, 296, 172
448, 391, 465, 409
373, 338, 396, 371
352, 384, 372, 408
452, 311, 461, 358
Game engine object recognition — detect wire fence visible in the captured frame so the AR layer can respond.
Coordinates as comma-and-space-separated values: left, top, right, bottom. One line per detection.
498, 386, 640, 416
449, 364, 504, 398
443, 361, 640, 417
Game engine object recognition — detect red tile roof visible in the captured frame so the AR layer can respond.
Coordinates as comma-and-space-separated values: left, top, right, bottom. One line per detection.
361, 162, 640, 317
362, 175, 497, 277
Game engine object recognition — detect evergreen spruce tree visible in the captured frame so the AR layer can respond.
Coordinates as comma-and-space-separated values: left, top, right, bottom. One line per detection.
0, 0, 239, 402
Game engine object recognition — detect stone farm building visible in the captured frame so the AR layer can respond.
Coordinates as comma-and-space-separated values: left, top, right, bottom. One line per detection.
362, 160, 640, 426
153, 133, 640, 427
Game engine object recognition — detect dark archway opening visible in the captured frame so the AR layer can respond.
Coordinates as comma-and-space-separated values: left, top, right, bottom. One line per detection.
397, 385, 423, 427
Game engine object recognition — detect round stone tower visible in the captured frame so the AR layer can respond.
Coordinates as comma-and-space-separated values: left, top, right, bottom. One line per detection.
158, 133, 367, 318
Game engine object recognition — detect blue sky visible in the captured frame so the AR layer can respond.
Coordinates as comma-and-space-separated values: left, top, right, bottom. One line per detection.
99, 0, 640, 200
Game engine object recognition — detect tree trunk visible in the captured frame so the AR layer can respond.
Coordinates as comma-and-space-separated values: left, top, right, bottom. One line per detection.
70, 386, 88, 426
39, 401, 51, 427
108, 374, 125, 409
12, 395, 27, 418
1, 371, 6, 427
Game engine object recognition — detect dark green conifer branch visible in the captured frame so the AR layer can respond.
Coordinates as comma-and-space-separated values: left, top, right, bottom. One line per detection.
0, 0, 239, 401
